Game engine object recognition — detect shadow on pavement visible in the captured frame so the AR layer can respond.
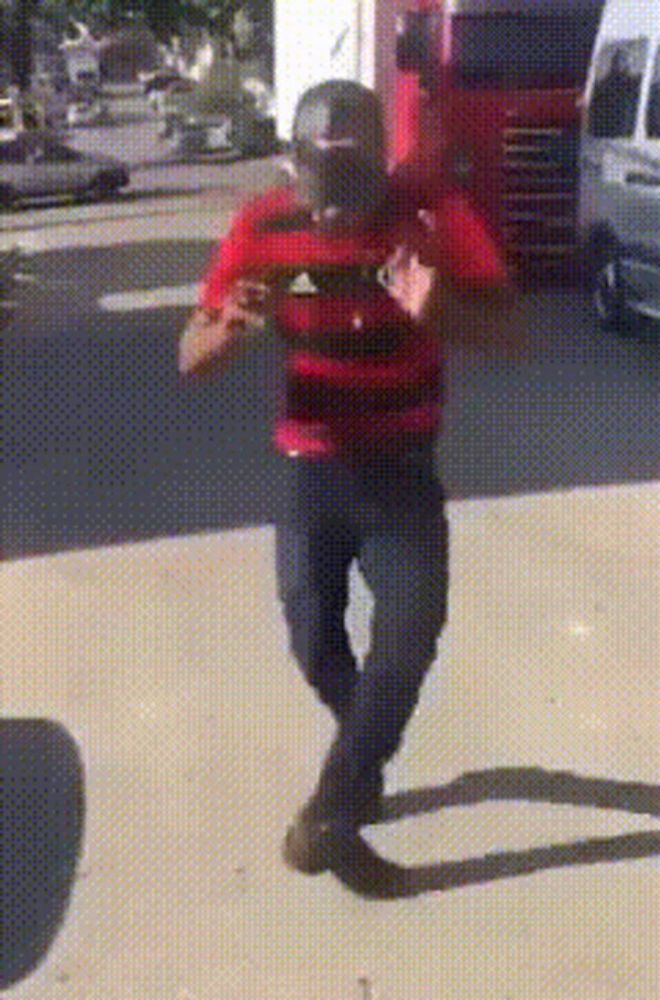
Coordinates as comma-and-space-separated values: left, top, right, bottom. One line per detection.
0, 719, 85, 990
330, 767, 660, 900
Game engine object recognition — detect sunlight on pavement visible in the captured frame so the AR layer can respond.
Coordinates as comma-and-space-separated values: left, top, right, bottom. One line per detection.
2, 482, 658, 999
99, 283, 198, 311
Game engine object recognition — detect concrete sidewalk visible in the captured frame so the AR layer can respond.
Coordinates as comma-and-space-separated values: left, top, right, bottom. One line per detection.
2, 484, 658, 999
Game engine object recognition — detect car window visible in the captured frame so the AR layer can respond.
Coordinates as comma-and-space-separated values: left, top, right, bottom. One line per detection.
0, 141, 26, 164
42, 142, 82, 163
588, 37, 649, 138
646, 44, 660, 139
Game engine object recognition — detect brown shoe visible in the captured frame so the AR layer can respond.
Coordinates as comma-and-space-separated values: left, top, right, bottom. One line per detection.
281, 813, 337, 874
282, 771, 384, 875
282, 811, 378, 876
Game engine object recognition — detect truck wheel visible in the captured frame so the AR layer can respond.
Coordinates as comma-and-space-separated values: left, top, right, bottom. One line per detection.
592, 249, 636, 335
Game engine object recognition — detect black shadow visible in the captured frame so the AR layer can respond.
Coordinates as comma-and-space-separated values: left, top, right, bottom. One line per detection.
329, 767, 660, 900
0, 719, 85, 990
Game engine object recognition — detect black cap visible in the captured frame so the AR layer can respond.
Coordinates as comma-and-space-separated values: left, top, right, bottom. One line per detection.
291, 80, 387, 215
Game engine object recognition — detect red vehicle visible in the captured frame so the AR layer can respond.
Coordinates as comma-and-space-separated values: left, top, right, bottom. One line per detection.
393, 0, 604, 275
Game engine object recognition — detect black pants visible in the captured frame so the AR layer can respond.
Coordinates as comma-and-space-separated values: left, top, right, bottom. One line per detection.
276, 449, 449, 820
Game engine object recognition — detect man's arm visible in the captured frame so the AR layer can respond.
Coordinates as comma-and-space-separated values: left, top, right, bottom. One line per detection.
178, 280, 270, 378
398, 192, 528, 355
178, 196, 273, 378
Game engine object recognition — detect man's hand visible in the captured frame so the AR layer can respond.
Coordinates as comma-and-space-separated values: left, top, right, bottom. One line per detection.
387, 249, 529, 358
178, 279, 272, 378
229, 278, 273, 327
385, 248, 435, 321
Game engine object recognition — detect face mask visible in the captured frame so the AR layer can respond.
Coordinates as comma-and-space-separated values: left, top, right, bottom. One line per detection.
295, 148, 387, 224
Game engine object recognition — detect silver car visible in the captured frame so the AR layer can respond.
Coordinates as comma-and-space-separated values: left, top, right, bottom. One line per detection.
579, 0, 660, 333
0, 133, 130, 208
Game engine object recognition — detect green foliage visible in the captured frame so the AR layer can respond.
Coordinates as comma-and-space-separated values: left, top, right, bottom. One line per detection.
2, 0, 272, 75
35, 1, 271, 36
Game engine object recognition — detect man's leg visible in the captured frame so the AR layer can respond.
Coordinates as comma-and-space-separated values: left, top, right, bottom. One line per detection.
312, 479, 449, 824
275, 519, 359, 721
282, 473, 449, 874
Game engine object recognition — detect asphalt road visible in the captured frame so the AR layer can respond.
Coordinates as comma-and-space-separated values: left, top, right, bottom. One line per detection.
1, 181, 658, 560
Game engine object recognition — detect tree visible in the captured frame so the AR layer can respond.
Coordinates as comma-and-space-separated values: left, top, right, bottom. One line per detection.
38, 2, 271, 39
9, 0, 38, 91
6, 1, 273, 61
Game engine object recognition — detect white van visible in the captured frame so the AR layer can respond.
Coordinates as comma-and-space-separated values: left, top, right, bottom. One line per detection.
578, 0, 660, 332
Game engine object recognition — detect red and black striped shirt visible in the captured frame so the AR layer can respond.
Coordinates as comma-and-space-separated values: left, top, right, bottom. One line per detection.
200, 178, 508, 461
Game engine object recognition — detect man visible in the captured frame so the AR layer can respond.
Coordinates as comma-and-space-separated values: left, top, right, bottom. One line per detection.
179, 80, 513, 875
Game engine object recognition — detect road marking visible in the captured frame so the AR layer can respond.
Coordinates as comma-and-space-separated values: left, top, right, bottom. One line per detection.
99, 283, 198, 311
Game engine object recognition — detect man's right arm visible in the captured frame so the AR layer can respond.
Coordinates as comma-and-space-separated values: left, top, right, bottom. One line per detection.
178, 198, 270, 378
177, 281, 271, 377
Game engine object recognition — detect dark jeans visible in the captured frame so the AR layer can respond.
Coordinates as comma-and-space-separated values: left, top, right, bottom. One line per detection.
275, 448, 449, 820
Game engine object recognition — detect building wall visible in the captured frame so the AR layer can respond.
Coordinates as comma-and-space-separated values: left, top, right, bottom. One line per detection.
275, 0, 378, 141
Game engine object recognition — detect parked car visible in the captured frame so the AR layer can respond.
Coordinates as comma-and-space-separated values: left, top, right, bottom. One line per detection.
141, 68, 186, 97
65, 83, 110, 128
158, 86, 276, 157
578, 0, 660, 333
145, 73, 194, 115
0, 133, 130, 208
66, 95, 110, 128
0, 246, 27, 330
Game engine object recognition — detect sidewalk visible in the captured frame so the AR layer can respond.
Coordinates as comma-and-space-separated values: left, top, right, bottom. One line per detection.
2, 483, 658, 999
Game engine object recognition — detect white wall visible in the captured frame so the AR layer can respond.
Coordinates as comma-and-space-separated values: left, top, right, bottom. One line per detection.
275, 0, 378, 141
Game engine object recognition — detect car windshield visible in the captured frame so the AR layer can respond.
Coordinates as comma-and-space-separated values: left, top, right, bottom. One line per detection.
42, 142, 81, 162
451, 13, 601, 89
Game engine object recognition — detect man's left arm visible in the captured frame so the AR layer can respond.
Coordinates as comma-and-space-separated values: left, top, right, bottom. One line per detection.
406, 193, 528, 355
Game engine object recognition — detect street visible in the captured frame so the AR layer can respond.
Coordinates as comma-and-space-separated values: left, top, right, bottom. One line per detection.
1, 156, 658, 558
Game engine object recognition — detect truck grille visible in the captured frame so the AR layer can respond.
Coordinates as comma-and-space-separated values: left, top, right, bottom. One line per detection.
500, 123, 580, 271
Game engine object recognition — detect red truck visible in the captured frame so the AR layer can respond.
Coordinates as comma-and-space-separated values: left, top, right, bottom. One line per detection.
393, 0, 604, 275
